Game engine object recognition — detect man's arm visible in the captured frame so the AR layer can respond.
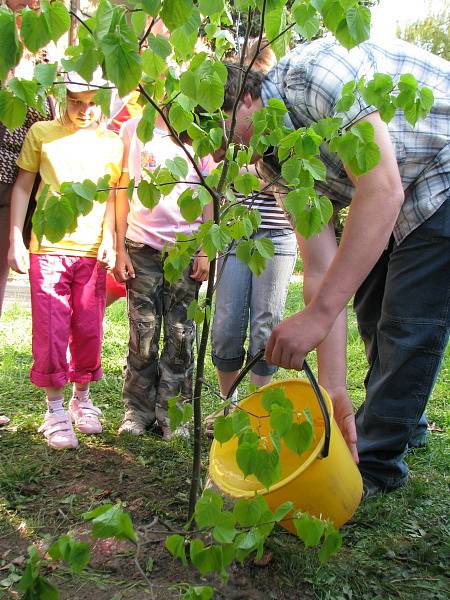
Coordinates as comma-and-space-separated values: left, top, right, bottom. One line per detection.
266, 112, 404, 370
298, 223, 358, 461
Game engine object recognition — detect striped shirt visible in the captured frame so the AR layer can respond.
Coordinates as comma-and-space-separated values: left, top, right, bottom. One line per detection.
261, 37, 450, 244
238, 190, 292, 229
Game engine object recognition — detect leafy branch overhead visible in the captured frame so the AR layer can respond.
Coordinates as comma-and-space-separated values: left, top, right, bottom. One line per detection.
0, 0, 435, 249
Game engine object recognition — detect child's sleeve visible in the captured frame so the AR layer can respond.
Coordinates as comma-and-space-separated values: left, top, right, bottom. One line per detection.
16, 124, 42, 173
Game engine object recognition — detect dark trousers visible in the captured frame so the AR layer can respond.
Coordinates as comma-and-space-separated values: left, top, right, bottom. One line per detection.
354, 199, 450, 489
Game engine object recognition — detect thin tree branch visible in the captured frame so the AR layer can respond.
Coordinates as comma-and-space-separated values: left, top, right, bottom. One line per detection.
69, 10, 94, 37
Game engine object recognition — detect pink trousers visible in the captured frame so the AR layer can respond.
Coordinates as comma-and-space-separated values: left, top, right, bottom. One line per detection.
29, 254, 106, 388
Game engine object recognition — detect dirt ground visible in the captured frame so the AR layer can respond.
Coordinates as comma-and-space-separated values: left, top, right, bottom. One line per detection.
0, 428, 314, 599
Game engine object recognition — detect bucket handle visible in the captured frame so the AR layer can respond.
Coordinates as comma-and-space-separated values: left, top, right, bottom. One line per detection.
225, 348, 331, 459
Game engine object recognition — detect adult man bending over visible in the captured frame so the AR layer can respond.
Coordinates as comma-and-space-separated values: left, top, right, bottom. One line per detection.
216, 38, 449, 497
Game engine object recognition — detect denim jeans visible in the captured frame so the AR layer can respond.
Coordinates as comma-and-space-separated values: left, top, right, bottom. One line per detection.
212, 229, 297, 376
354, 199, 450, 489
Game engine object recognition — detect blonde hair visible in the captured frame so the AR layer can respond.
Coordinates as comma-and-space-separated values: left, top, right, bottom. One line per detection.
228, 38, 276, 74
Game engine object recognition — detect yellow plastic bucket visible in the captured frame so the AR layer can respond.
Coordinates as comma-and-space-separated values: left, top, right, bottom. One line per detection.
209, 354, 363, 534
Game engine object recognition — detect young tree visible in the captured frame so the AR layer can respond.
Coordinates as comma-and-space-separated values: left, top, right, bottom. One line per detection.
0, 0, 436, 592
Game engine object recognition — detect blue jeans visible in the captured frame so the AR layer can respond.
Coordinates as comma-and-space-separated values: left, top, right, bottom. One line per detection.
354, 199, 450, 489
212, 229, 297, 376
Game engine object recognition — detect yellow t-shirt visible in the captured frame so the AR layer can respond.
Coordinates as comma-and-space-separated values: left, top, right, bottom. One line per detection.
17, 120, 123, 257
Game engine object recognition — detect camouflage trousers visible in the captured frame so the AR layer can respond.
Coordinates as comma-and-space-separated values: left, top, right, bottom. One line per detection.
123, 239, 198, 427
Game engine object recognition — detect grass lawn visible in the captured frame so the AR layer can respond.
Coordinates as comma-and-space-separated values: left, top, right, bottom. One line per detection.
0, 282, 448, 599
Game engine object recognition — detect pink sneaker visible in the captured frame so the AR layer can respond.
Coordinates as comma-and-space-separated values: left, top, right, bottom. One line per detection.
69, 397, 102, 434
38, 411, 78, 449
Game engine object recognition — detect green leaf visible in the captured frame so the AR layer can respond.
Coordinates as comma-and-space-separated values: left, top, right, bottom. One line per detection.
272, 501, 294, 523
93, 88, 112, 117
165, 534, 187, 566
178, 188, 202, 223
41, 0, 70, 43
181, 585, 215, 600
231, 410, 250, 435
7, 78, 38, 110
234, 172, 260, 195
34, 577, 60, 599
236, 441, 259, 478
95, 0, 115, 38
317, 195, 333, 225
136, 103, 156, 143
34, 62, 57, 87
142, 47, 166, 80
170, 9, 200, 60
213, 415, 234, 444
302, 156, 327, 181
0, 7, 22, 81
61, 37, 100, 84
137, 180, 160, 209
20, 6, 51, 53
344, 5, 371, 47
283, 421, 313, 454
248, 250, 267, 277
197, 69, 225, 113
235, 239, 252, 264
166, 156, 189, 179
281, 157, 301, 183
297, 206, 324, 238
161, 0, 193, 31
261, 387, 292, 412
72, 179, 97, 202
141, 0, 161, 17
101, 31, 141, 97
318, 528, 342, 562
67, 541, 91, 573
169, 103, 194, 133
283, 188, 310, 226
233, 496, 267, 527
313, 117, 342, 140
190, 541, 224, 576
43, 196, 77, 242
292, 1, 320, 39
270, 403, 293, 436
212, 511, 238, 544
199, 0, 224, 15
83, 503, 138, 543
335, 80, 356, 113
147, 33, 172, 59
294, 513, 326, 547
354, 141, 380, 174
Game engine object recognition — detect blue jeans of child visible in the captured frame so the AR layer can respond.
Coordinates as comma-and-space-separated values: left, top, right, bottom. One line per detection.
212, 229, 297, 376
354, 199, 450, 489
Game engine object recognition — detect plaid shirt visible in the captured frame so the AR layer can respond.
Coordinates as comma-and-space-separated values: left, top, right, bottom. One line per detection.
262, 37, 450, 244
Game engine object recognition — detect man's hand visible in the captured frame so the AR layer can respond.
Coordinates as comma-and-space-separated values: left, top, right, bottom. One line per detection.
97, 241, 116, 270
327, 386, 358, 463
113, 249, 135, 282
190, 254, 209, 282
8, 236, 29, 274
265, 305, 333, 370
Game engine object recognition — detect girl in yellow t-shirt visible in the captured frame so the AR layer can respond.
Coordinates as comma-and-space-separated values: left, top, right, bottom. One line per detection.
8, 70, 123, 450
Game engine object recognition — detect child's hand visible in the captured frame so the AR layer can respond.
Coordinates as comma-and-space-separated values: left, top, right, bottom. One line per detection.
97, 241, 116, 270
114, 250, 135, 282
190, 254, 209, 282
8, 236, 30, 274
